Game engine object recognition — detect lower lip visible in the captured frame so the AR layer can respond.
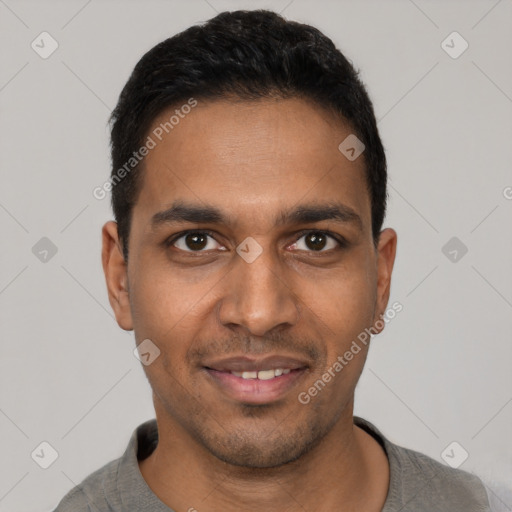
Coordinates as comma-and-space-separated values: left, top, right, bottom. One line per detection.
204, 368, 307, 405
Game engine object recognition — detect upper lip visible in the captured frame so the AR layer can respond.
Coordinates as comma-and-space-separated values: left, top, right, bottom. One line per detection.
203, 355, 310, 372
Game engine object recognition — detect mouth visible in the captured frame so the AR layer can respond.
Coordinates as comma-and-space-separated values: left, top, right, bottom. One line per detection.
226, 368, 293, 379
202, 355, 310, 405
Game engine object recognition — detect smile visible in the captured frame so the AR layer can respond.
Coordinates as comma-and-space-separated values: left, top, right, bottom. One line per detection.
204, 366, 308, 404
230, 368, 291, 380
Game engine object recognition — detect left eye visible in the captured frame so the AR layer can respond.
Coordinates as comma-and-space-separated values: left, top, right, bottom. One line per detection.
291, 231, 341, 252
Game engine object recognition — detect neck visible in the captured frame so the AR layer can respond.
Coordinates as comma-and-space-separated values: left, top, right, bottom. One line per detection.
139, 403, 390, 512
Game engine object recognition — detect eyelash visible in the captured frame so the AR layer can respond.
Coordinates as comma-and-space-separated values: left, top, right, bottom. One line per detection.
164, 229, 348, 253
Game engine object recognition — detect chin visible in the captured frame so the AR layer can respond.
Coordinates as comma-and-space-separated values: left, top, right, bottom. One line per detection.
198, 420, 327, 470
207, 440, 306, 469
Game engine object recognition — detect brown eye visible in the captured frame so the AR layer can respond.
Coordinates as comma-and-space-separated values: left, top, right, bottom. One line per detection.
304, 232, 327, 251
291, 231, 343, 252
184, 233, 208, 251
168, 231, 225, 252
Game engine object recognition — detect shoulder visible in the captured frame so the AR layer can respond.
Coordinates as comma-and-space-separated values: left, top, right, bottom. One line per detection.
52, 419, 157, 512
387, 441, 491, 511
52, 458, 121, 512
354, 416, 491, 512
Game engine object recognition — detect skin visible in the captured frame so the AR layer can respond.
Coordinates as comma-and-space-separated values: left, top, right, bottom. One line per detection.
102, 96, 397, 512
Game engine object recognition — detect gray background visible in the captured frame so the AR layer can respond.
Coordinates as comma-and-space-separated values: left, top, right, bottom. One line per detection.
0, 0, 511, 510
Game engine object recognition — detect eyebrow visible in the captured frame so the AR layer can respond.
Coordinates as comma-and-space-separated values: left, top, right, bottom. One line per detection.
151, 200, 363, 231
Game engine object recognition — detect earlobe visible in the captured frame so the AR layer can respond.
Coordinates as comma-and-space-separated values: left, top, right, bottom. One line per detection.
101, 221, 134, 331
373, 228, 397, 333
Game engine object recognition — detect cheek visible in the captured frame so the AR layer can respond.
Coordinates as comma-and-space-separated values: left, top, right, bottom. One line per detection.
299, 272, 374, 402
302, 262, 376, 338
128, 262, 218, 388
129, 271, 195, 391
129, 259, 212, 338
298, 265, 376, 392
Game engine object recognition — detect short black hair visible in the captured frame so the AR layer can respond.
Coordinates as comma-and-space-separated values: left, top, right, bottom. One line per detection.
109, 9, 387, 261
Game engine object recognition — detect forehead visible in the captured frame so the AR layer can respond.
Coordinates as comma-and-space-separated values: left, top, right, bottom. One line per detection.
133, 97, 371, 234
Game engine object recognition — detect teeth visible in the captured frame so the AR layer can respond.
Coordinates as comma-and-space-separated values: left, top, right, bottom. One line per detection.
230, 368, 292, 379
257, 370, 275, 380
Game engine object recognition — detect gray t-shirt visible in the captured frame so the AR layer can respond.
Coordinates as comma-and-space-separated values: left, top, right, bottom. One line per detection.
53, 416, 491, 511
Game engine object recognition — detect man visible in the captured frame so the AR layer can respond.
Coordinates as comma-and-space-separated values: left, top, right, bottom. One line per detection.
54, 9, 491, 512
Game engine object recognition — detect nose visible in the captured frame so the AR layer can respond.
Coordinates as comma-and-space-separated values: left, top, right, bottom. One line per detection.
217, 242, 300, 337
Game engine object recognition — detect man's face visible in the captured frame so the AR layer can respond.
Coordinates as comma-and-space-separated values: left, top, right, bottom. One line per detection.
103, 97, 396, 468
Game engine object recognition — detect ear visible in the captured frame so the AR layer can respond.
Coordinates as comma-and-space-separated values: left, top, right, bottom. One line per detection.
372, 228, 397, 334
101, 221, 133, 331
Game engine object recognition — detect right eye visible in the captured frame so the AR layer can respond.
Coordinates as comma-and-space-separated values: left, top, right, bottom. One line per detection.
166, 231, 226, 252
